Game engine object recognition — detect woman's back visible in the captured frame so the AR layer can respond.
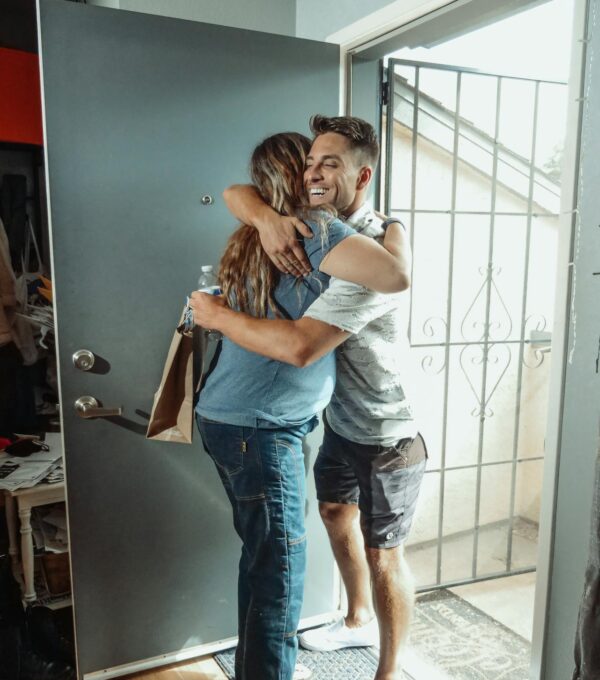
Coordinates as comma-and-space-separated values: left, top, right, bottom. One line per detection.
196, 216, 353, 428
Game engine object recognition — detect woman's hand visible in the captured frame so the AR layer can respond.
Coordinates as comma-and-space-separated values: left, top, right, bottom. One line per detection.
189, 292, 229, 330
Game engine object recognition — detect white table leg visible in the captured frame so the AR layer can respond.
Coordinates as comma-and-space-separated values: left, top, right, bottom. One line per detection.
18, 502, 36, 602
4, 493, 22, 587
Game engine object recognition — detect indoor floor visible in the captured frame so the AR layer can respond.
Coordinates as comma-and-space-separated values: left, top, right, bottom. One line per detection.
124, 572, 536, 680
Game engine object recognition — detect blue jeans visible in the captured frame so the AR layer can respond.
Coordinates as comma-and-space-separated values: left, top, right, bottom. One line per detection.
197, 415, 316, 680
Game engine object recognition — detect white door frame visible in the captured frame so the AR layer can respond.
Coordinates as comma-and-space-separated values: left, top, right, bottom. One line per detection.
332, 1, 589, 679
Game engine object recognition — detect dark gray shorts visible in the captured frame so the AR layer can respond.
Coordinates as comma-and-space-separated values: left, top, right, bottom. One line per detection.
314, 421, 427, 549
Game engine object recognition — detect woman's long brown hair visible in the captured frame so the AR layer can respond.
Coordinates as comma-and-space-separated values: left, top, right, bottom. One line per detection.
218, 132, 312, 318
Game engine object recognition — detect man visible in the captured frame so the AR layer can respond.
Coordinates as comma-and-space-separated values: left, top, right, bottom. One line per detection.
191, 115, 426, 680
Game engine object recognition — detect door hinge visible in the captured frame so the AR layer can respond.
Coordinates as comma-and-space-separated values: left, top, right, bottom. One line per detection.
382, 81, 390, 107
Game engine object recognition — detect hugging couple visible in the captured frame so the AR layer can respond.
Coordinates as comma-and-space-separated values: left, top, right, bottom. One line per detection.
189, 114, 426, 680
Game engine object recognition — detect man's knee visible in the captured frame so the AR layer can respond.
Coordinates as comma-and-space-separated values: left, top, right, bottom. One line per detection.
318, 501, 358, 529
365, 544, 404, 572
366, 545, 415, 589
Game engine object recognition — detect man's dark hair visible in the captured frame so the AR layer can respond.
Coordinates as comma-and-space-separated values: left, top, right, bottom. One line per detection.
310, 114, 380, 168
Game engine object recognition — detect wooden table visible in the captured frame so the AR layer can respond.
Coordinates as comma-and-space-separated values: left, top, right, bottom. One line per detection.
4, 482, 66, 602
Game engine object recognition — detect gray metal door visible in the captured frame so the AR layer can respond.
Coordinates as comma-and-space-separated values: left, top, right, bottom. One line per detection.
38, 1, 340, 676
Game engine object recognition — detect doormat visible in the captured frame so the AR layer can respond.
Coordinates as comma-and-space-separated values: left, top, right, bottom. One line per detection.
215, 589, 530, 680
214, 645, 381, 680
409, 589, 531, 679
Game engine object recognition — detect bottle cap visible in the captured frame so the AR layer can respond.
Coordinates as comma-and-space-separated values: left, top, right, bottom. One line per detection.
201, 265, 213, 273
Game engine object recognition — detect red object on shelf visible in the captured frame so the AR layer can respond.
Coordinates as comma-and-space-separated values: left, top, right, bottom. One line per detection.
0, 48, 43, 146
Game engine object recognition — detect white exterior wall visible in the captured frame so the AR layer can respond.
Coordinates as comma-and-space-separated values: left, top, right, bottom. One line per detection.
393, 122, 558, 546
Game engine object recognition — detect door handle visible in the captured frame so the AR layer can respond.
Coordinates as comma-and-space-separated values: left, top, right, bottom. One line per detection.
74, 396, 122, 419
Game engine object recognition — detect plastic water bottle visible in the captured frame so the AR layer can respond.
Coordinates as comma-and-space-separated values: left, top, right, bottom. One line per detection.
198, 265, 221, 295
197, 265, 222, 342
182, 265, 222, 334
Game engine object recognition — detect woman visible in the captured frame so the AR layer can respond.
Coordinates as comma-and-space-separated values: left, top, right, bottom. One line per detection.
195, 132, 405, 680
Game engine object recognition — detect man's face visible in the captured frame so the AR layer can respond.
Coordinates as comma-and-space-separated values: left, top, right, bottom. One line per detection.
304, 132, 367, 216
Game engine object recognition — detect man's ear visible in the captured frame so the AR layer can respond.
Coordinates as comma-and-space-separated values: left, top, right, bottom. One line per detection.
356, 166, 372, 190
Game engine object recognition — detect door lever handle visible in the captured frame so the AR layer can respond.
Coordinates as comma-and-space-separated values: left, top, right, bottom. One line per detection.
74, 396, 123, 419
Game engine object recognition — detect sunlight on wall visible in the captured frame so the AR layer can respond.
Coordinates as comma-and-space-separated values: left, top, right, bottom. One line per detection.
391, 124, 560, 547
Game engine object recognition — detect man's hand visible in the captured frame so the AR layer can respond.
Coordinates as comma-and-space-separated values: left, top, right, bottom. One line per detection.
222, 184, 313, 277
256, 213, 313, 277
189, 292, 229, 330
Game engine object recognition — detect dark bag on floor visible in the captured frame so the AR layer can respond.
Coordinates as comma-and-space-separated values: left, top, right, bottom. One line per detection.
0, 556, 75, 680
27, 606, 75, 667
0, 554, 25, 680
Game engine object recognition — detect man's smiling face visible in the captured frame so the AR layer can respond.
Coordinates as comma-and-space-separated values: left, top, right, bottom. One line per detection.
304, 132, 366, 217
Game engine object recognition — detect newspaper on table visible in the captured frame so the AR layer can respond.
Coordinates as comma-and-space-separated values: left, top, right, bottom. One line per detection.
0, 447, 63, 492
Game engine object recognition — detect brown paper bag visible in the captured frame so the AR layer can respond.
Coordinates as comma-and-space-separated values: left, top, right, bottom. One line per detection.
146, 308, 194, 444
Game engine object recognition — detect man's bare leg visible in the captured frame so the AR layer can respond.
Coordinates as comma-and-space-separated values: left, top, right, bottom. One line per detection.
319, 501, 375, 626
366, 544, 415, 680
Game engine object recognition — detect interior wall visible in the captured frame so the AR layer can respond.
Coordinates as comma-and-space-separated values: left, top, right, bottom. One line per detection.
0, 0, 37, 52
0, 150, 44, 261
296, 0, 396, 40
88, 0, 449, 43
88, 0, 297, 36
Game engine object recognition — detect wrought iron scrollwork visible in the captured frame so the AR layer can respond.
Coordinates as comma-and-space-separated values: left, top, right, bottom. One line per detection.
416, 263, 547, 413
421, 317, 448, 374
461, 265, 512, 343
459, 343, 512, 418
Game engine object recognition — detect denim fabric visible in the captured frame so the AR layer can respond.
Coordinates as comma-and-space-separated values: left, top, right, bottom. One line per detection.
197, 415, 317, 680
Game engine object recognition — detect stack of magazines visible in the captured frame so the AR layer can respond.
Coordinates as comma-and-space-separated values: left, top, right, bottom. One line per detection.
0, 433, 64, 492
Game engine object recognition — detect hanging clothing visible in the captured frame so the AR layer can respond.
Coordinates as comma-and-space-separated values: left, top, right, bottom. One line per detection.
0, 341, 36, 437
0, 217, 18, 348
0, 174, 28, 271
573, 448, 600, 680
0, 218, 36, 436
1, 215, 41, 365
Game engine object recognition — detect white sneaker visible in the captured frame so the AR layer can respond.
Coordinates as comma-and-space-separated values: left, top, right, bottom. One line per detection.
299, 617, 379, 652
293, 661, 313, 679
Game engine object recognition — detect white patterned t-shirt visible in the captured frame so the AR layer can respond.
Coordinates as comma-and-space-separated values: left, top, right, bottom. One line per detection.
304, 203, 417, 446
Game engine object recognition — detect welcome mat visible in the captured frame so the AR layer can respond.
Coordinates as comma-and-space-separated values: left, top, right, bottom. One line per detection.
214, 645, 381, 680
215, 589, 530, 679
409, 589, 531, 679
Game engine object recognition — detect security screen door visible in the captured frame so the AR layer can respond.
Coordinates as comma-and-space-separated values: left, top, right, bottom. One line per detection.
38, 1, 340, 676
382, 59, 567, 589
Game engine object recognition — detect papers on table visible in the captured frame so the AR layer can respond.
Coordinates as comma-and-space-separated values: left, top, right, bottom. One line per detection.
0, 443, 63, 491
32, 504, 68, 553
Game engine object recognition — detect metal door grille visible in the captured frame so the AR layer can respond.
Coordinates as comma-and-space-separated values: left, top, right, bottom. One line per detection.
382, 59, 567, 590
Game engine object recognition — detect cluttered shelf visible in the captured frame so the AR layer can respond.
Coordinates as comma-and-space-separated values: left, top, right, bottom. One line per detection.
2, 432, 70, 606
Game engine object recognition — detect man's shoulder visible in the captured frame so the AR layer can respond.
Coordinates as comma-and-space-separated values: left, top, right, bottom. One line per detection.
347, 203, 383, 237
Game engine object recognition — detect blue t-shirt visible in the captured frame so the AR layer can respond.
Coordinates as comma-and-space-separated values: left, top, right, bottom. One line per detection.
196, 215, 354, 428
